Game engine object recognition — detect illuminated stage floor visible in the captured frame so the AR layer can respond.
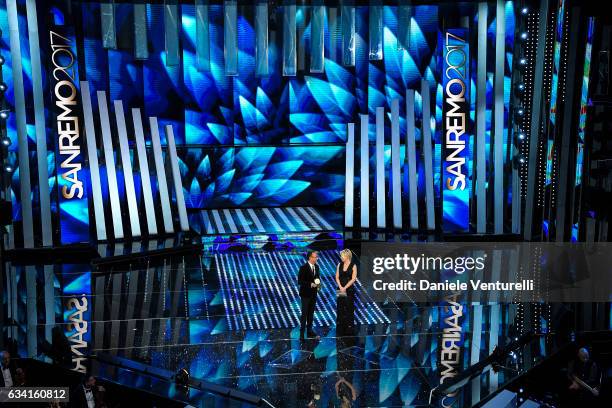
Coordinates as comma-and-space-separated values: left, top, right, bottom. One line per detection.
190, 206, 338, 236
5, 249, 523, 406
213, 250, 389, 330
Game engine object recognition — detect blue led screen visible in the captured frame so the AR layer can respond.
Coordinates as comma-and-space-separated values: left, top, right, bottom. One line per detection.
179, 145, 344, 208
1, 2, 516, 231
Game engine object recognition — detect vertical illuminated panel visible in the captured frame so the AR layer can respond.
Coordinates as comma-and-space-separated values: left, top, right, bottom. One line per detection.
132, 109, 158, 235
470, 304, 483, 403
442, 30, 470, 232
6, 0, 33, 247
26, 265, 37, 357
369, 0, 383, 60
341, 4, 355, 66
195, 0, 210, 71
43, 266, 54, 343
421, 80, 435, 231
98, 91, 124, 239
328, 7, 337, 62
134, 3, 148, 59
476, 3, 487, 234
406, 90, 419, 230
25, 0, 51, 246
101, 2, 117, 49
391, 99, 402, 229
397, 0, 412, 51
47, 13, 89, 244
224, 0, 238, 75
345, 123, 355, 227
149, 117, 174, 233
360, 114, 369, 228
555, 8, 580, 241
165, 125, 189, 232
488, 250, 502, 391
572, 18, 595, 241
80, 82, 106, 241
283, 3, 297, 76
164, 1, 180, 66
114, 100, 141, 237
255, 1, 268, 76
375, 107, 385, 228
310, 4, 325, 73
494, 0, 505, 234
524, 0, 550, 240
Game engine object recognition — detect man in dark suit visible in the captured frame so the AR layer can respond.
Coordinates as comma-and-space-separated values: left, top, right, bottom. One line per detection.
0, 350, 16, 387
70, 375, 101, 408
298, 251, 321, 340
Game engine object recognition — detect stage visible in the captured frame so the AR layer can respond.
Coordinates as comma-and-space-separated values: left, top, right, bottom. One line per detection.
2, 237, 527, 407
1, 0, 611, 406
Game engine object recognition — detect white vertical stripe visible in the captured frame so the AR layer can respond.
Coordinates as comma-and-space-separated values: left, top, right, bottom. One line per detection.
149, 117, 174, 233
391, 99, 402, 229
476, 2, 488, 234
80, 82, 107, 240
97, 91, 124, 239
345, 123, 355, 227
26, 0, 52, 246
406, 90, 419, 230
114, 100, 141, 237
131, 109, 157, 235
7, 0, 34, 247
494, 0, 506, 234
165, 125, 189, 231
421, 79, 435, 230
375, 107, 386, 228
360, 114, 370, 228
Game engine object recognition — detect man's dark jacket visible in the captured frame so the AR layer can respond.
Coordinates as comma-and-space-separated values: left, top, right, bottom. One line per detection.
298, 262, 320, 297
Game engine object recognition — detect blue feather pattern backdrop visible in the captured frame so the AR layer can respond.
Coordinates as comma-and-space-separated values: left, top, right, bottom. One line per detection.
0, 3, 514, 224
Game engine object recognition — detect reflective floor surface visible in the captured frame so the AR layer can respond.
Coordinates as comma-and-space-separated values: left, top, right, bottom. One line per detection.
2, 247, 538, 407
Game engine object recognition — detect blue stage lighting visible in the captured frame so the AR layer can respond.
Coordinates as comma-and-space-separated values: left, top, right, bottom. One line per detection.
517, 83, 525, 92
521, 7, 528, 15
0, 82, 6, 92
520, 32, 528, 41
3, 165, 13, 173
517, 108, 525, 117
0, 110, 9, 120
1, 137, 10, 147
519, 57, 527, 66
518, 132, 526, 141
0, 56, 4, 65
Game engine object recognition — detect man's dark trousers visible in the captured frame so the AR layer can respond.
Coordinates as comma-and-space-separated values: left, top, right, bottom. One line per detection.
300, 294, 317, 336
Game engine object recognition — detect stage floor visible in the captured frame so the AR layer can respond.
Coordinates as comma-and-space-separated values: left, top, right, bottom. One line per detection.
4, 246, 526, 406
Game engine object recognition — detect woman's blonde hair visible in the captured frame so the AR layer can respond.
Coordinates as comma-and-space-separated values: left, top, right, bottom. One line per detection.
340, 249, 352, 262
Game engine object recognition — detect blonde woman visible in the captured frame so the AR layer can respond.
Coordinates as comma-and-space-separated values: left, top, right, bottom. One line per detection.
335, 249, 357, 336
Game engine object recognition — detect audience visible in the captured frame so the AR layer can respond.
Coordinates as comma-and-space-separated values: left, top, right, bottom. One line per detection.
0, 350, 16, 387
